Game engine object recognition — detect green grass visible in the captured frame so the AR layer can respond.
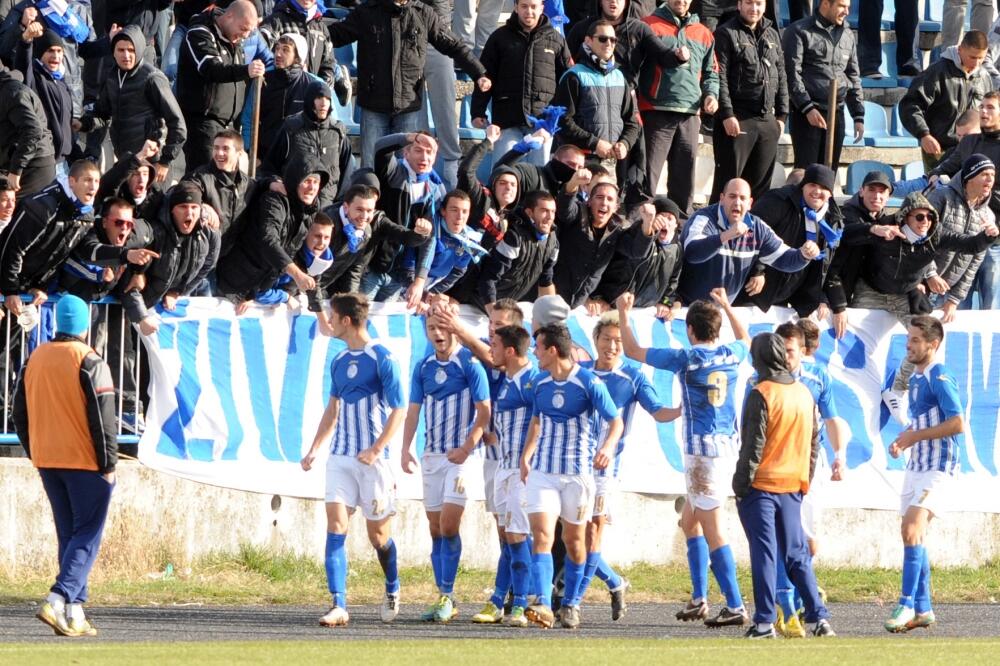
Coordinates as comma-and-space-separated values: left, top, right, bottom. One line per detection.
2, 544, 999, 607
1, 639, 999, 665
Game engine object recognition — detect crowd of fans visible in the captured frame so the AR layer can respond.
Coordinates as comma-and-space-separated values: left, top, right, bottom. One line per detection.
0, 0, 999, 427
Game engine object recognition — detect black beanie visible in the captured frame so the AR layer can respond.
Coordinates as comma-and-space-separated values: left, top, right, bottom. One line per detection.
653, 196, 685, 220
961, 153, 995, 185
33, 30, 65, 60
169, 183, 203, 209
802, 163, 836, 193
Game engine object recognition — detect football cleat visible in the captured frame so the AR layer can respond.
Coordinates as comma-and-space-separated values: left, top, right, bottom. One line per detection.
882, 389, 911, 428
379, 592, 400, 624
675, 598, 710, 622
743, 624, 776, 639
905, 610, 936, 631
812, 619, 836, 637
609, 578, 630, 621
558, 605, 581, 629
782, 614, 807, 638
507, 606, 529, 628
319, 606, 349, 627
705, 607, 749, 627
525, 603, 555, 629
884, 604, 916, 633
471, 602, 504, 624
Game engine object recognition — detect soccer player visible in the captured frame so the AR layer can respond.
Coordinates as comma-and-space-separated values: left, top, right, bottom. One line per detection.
521, 323, 623, 630
884, 316, 963, 633
579, 312, 681, 621
401, 311, 491, 623
300, 294, 404, 627
432, 298, 526, 624
486, 324, 540, 627
618, 288, 750, 628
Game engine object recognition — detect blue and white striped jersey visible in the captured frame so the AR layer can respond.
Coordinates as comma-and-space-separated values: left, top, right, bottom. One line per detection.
494, 364, 539, 470
531, 365, 619, 475
409, 346, 490, 454
646, 340, 749, 458
483, 341, 504, 462
583, 361, 665, 478
329, 343, 405, 459
907, 363, 963, 474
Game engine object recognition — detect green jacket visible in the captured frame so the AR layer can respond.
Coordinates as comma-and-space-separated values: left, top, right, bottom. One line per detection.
637, 8, 719, 115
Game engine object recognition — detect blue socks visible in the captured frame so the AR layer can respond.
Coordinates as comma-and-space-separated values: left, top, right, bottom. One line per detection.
686, 536, 709, 601
775, 559, 796, 618
579, 552, 602, 597
595, 556, 623, 590
431, 536, 444, 590
900, 544, 925, 609
440, 535, 462, 595
563, 557, 586, 608
509, 540, 531, 609
914, 547, 932, 614
324, 532, 348, 609
490, 543, 512, 608
531, 553, 554, 607
709, 545, 743, 610
376, 539, 399, 595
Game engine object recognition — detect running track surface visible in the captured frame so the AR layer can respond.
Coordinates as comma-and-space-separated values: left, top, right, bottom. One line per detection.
1, 603, 996, 642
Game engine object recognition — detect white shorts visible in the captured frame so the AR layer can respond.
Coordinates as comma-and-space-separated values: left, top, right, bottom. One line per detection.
800, 472, 825, 540
483, 458, 501, 514
421, 453, 470, 512
525, 470, 595, 526
324, 454, 396, 521
685, 454, 735, 511
495, 467, 530, 535
592, 474, 617, 520
900, 470, 952, 518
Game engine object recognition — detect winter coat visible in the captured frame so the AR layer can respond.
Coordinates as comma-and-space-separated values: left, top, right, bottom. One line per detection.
96, 151, 166, 223
930, 128, 1000, 182
80, 25, 187, 167
255, 65, 320, 159
106, 0, 170, 43
175, 8, 251, 124
14, 39, 71, 160
326, 0, 486, 114
594, 227, 682, 307
470, 13, 571, 129
0, 178, 93, 295
554, 49, 641, 151
180, 162, 258, 253
781, 12, 864, 118
0, 67, 54, 175
714, 14, 787, 121
928, 177, 997, 304
826, 192, 889, 310
458, 138, 522, 248
59, 216, 156, 301
638, 7, 719, 114
900, 46, 993, 152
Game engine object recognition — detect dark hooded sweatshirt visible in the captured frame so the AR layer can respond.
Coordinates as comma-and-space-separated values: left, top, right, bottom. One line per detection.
458, 137, 522, 249
80, 25, 187, 168
217, 156, 330, 300
733, 333, 819, 499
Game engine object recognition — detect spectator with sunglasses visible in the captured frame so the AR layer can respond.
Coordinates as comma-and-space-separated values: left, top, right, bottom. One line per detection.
552, 19, 640, 187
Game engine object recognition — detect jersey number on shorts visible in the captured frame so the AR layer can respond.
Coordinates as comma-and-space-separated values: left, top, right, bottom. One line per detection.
706, 371, 728, 408
372, 499, 384, 517
453, 477, 466, 495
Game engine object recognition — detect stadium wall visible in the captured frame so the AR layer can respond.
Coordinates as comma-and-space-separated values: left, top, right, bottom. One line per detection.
4, 459, 1000, 577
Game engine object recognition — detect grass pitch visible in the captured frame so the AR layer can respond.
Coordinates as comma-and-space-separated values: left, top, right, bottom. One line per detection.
1, 638, 998, 665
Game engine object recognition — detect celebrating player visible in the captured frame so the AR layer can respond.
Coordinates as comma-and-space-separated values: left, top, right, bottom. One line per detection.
618, 288, 750, 628
401, 310, 491, 623
885, 316, 963, 633
521, 323, 623, 629
301, 294, 404, 627
579, 312, 681, 620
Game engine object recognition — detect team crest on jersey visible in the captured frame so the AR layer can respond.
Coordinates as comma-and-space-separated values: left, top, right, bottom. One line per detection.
347, 362, 358, 379
434, 368, 448, 385
552, 391, 565, 409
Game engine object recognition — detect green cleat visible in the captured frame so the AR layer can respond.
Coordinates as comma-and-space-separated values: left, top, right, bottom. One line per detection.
507, 606, 529, 628
884, 604, 916, 633
431, 595, 456, 623
905, 610, 936, 631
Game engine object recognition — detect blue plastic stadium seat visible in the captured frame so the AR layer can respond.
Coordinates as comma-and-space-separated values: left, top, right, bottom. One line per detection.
902, 160, 925, 181
459, 95, 486, 140
333, 95, 360, 136
889, 103, 921, 147
845, 159, 896, 196
921, 0, 943, 32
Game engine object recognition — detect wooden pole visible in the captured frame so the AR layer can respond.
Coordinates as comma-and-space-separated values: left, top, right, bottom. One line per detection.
825, 78, 839, 169
248, 77, 262, 179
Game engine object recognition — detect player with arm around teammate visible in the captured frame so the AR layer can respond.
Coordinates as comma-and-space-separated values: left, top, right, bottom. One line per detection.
520, 323, 624, 630
401, 310, 492, 623
300, 293, 405, 627
577, 311, 682, 620
617, 287, 750, 628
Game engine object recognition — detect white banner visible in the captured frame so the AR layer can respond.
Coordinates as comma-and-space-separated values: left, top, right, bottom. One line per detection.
137, 299, 1000, 512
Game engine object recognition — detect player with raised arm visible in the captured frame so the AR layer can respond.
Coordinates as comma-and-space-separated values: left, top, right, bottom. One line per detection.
521, 324, 623, 630
401, 310, 492, 623
300, 294, 405, 627
618, 288, 751, 628
578, 312, 681, 621
884, 316, 964, 633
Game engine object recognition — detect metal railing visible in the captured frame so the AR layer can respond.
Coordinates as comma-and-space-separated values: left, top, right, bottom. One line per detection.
1, 295, 143, 447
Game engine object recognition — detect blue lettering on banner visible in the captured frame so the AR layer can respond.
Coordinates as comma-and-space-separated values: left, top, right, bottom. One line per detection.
879, 333, 908, 471
967, 333, 999, 475
156, 320, 215, 460
239, 318, 285, 461
649, 317, 685, 472
942, 334, 976, 475
409, 314, 428, 457
816, 329, 872, 468
207, 318, 244, 461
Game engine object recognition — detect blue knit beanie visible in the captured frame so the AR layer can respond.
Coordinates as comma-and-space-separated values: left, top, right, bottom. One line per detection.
56, 295, 90, 337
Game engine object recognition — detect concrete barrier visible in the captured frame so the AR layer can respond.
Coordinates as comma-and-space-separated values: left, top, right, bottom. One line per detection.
3, 459, 999, 578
